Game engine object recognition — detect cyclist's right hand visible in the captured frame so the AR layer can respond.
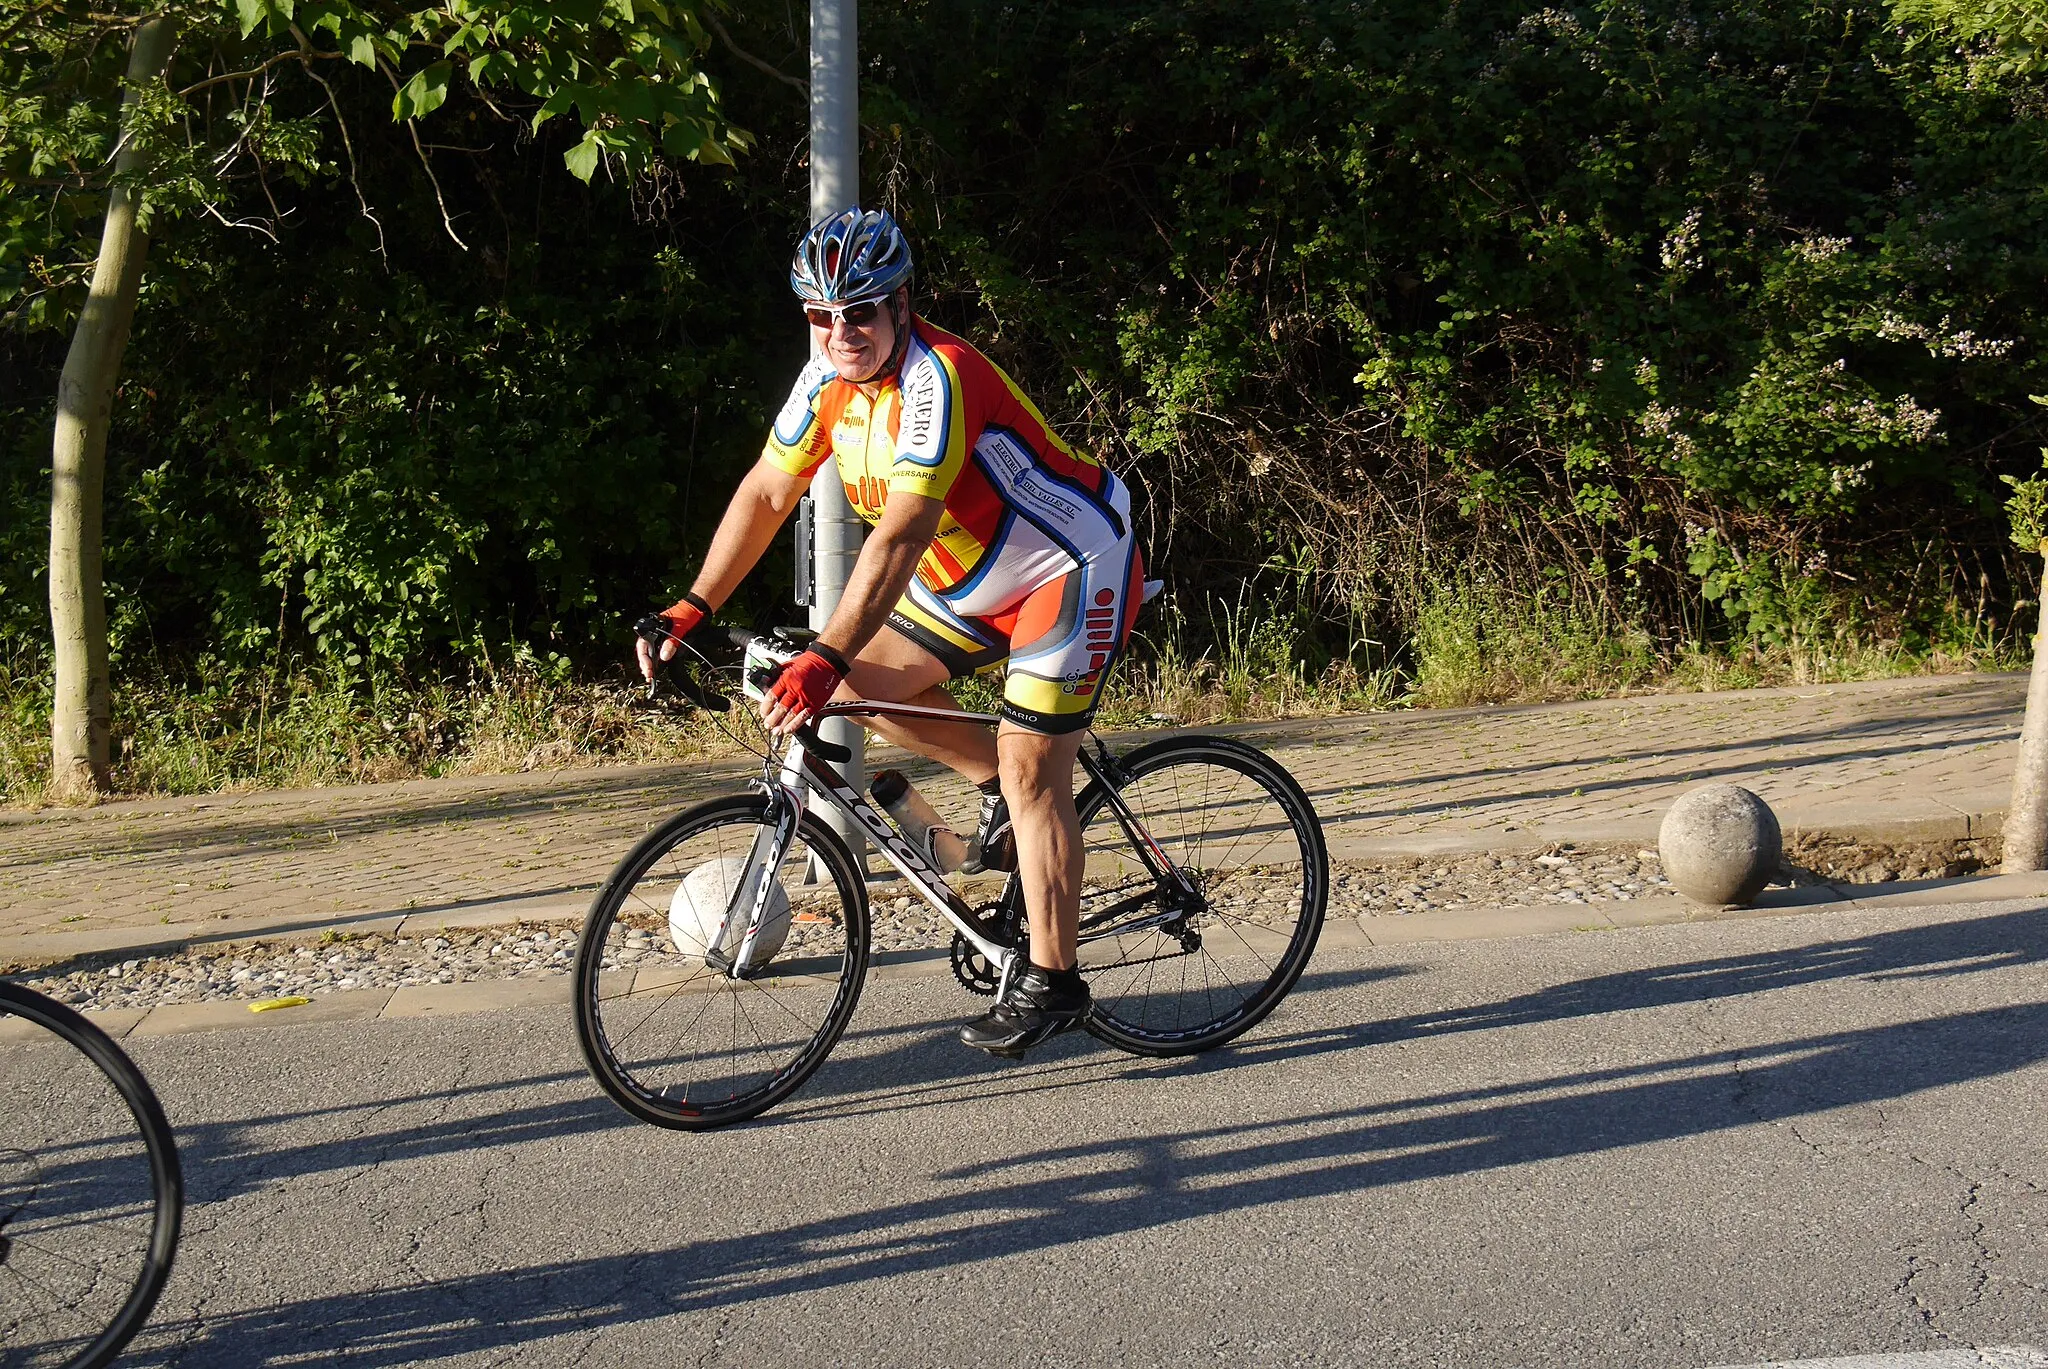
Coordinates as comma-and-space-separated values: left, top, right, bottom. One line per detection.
634, 593, 710, 681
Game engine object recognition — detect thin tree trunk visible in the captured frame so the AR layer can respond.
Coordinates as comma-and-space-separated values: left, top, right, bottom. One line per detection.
47, 15, 176, 801
2004, 544, 2048, 871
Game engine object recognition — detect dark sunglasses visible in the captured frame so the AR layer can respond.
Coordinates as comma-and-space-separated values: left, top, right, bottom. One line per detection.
803, 298, 885, 328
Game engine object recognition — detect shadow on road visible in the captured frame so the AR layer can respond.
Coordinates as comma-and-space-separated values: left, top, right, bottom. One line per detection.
137, 904, 2048, 1366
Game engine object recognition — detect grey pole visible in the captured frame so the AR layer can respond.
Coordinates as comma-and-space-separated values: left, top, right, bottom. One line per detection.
807, 0, 867, 859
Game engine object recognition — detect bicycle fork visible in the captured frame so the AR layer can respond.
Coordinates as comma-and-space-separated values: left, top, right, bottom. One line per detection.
701, 747, 809, 979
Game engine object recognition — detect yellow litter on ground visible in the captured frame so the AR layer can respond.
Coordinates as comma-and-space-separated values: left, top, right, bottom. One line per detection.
248, 996, 311, 1013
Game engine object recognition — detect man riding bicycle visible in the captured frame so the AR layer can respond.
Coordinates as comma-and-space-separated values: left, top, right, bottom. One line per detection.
637, 207, 1145, 1058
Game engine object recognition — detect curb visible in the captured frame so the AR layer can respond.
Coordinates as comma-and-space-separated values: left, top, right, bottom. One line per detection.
3, 809, 2008, 975
11, 870, 2045, 1042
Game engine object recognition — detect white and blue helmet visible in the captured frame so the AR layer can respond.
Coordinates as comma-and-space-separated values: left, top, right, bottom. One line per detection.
790, 207, 913, 304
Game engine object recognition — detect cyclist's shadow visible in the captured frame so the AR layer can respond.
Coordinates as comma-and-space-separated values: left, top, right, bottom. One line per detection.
769, 961, 1423, 1122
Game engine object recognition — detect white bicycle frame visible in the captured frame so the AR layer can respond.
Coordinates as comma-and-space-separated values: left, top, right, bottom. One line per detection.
700, 698, 1202, 997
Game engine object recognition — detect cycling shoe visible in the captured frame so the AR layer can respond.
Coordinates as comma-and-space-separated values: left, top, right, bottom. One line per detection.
959, 964, 1088, 1056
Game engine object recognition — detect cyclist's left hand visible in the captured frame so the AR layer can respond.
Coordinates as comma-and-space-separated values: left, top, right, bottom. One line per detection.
759, 646, 847, 735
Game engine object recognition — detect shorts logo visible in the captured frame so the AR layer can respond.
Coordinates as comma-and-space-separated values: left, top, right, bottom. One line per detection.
1061, 587, 1120, 695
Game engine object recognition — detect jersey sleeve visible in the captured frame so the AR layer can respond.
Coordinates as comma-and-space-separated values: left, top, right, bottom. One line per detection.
761, 355, 841, 478
889, 343, 977, 501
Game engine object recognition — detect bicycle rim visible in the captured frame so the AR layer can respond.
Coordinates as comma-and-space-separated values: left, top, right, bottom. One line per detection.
573, 795, 870, 1130
1074, 736, 1328, 1055
0, 982, 183, 1369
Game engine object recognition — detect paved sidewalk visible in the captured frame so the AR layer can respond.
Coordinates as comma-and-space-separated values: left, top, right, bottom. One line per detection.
0, 671, 2021, 967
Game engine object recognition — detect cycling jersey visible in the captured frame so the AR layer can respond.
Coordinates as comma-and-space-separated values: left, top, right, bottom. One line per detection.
762, 317, 1142, 732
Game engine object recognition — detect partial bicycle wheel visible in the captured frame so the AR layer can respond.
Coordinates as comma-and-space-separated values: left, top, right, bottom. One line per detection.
0, 981, 183, 1369
1073, 735, 1328, 1055
573, 795, 870, 1129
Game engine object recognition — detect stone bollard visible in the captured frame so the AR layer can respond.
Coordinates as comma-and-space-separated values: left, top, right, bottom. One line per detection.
1658, 784, 1783, 907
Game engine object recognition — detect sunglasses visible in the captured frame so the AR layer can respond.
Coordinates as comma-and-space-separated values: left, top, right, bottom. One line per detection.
803, 298, 887, 329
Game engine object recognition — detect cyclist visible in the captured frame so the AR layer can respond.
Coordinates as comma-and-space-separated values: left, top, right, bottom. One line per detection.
637, 206, 1145, 1057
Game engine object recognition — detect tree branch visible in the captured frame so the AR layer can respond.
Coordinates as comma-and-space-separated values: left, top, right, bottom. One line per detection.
378, 58, 469, 249
408, 120, 470, 250
297, 37, 388, 267
703, 10, 806, 95
175, 46, 343, 99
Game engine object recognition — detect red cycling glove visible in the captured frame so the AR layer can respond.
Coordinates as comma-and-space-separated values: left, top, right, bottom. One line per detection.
658, 592, 711, 644
765, 645, 849, 723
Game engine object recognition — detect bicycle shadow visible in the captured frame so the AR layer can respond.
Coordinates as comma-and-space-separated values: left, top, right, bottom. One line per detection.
125, 905, 2048, 1365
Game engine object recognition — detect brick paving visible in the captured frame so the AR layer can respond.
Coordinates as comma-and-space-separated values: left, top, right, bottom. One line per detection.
0, 672, 2020, 966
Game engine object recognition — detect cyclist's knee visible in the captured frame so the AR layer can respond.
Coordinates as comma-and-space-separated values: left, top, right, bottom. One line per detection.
996, 727, 1081, 804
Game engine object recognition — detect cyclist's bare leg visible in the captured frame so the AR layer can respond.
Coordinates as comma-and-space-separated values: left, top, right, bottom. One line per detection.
997, 724, 1084, 971
835, 627, 999, 786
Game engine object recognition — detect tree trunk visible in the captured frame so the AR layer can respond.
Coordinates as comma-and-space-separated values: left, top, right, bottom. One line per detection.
47, 15, 176, 802
2004, 544, 2048, 871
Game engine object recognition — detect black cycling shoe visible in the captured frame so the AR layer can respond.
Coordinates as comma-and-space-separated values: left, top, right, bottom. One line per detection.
963, 789, 1015, 874
958, 964, 1089, 1058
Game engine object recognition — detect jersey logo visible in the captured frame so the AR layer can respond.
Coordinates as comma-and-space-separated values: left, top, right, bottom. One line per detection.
895, 352, 949, 467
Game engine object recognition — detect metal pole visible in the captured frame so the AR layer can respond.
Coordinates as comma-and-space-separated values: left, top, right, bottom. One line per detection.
808, 0, 867, 860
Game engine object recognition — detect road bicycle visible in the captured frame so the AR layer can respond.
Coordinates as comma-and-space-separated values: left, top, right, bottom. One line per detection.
0, 981, 183, 1369
572, 627, 1329, 1130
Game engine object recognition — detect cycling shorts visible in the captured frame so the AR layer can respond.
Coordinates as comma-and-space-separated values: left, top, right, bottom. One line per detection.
888, 536, 1144, 736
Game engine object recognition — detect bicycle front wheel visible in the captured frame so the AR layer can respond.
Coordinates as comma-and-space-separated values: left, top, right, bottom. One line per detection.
0, 981, 183, 1369
573, 794, 870, 1130
1073, 735, 1328, 1056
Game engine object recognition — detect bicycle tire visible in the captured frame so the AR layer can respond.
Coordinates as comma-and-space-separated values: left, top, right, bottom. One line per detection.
1073, 735, 1328, 1056
0, 981, 183, 1369
573, 794, 870, 1130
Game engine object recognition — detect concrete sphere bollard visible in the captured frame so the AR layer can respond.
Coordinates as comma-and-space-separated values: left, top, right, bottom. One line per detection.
1658, 784, 1783, 907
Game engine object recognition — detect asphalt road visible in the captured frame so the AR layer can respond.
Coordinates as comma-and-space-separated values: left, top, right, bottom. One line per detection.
19, 898, 2048, 1368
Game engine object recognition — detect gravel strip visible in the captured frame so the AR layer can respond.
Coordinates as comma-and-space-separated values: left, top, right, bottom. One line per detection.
9, 844, 1687, 1014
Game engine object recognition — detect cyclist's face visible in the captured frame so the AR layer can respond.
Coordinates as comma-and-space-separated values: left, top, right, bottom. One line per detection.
810, 292, 898, 382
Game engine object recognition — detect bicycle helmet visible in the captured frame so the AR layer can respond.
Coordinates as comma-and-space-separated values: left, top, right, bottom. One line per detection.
790, 206, 913, 304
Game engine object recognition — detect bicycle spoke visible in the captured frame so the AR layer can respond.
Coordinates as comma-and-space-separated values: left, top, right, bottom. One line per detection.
575, 797, 866, 1129
1076, 741, 1325, 1053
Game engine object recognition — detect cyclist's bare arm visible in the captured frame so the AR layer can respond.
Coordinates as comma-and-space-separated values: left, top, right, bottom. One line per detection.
755, 490, 944, 737
640, 458, 810, 678
813, 491, 944, 664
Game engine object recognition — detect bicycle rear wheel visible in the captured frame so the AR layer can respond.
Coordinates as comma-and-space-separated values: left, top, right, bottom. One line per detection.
0, 981, 183, 1369
1073, 735, 1328, 1056
573, 795, 870, 1130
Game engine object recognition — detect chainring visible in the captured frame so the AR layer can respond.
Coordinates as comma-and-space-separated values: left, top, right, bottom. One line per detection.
949, 902, 1015, 996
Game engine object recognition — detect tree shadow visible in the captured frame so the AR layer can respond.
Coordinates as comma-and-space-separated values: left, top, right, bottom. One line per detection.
163, 909, 2048, 1207
133, 988, 2048, 1366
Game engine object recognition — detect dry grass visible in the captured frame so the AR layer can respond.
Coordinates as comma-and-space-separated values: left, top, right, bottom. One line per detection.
0, 586, 2025, 807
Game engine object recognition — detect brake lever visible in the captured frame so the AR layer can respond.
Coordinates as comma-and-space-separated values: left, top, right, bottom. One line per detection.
633, 613, 731, 713
742, 660, 853, 763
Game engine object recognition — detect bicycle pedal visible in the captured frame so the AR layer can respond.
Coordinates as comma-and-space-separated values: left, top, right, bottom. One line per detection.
985, 1047, 1026, 1060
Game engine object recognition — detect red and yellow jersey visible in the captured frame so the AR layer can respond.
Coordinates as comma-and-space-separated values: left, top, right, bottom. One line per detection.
762, 318, 1129, 614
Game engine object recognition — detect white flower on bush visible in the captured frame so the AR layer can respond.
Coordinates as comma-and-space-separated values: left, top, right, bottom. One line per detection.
1660, 208, 1705, 272
1873, 310, 2015, 358
1828, 462, 1873, 495
1791, 235, 1851, 262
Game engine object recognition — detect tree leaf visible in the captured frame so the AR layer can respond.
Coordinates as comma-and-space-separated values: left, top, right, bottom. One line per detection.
563, 131, 602, 182
391, 61, 453, 121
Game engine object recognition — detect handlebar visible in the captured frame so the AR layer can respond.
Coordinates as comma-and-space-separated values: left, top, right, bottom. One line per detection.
632, 616, 851, 763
